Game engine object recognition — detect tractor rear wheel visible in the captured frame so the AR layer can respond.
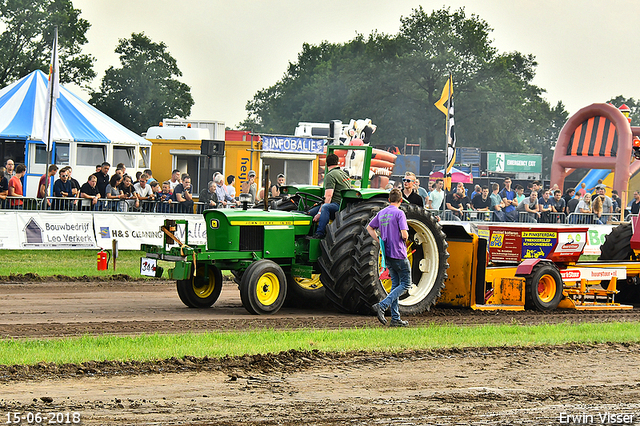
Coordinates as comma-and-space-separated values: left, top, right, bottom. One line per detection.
598, 223, 640, 304
285, 273, 326, 308
318, 199, 388, 313
176, 264, 224, 308
352, 203, 449, 315
240, 259, 288, 315
599, 223, 635, 261
524, 263, 563, 311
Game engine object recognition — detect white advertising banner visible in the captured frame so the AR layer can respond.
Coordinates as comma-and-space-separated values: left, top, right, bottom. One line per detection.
0, 212, 20, 249
0, 211, 619, 254
582, 224, 615, 256
93, 213, 207, 250
14, 212, 96, 249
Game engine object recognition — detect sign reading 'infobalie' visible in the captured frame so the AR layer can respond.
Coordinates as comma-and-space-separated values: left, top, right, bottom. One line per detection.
261, 136, 324, 154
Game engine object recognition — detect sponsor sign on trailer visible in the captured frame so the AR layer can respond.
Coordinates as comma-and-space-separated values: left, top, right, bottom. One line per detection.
560, 268, 626, 282
481, 225, 590, 263
521, 231, 557, 259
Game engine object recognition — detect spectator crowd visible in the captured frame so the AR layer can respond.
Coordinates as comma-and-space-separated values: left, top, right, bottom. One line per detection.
0, 159, 283, 214
0, 156, 634, 224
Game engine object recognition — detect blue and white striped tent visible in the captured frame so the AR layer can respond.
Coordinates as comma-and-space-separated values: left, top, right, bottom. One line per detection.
0, 70, 150, 146
0, 70, 152, 197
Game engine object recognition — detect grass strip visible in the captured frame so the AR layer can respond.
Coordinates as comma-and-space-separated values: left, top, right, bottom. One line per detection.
0, 250, 160, 278
0, 321, 638, 366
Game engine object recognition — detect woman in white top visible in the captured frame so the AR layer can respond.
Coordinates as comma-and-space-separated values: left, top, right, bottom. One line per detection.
575, 192, 592, 213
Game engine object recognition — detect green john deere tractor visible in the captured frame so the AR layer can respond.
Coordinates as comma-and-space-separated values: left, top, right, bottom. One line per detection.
141, 145, 449, 315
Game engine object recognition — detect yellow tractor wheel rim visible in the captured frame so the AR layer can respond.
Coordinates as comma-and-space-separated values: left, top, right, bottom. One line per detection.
193, 271, 215, 299
256, 272, 280, 305
537, 274, 557, 303
378, 218, 440, 307
293, 274, 323, 291
379, 240, 417, 293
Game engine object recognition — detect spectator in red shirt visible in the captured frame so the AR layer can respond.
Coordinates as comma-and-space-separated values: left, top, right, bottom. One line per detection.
8, 164, 26, 208
38, 164, 59, 207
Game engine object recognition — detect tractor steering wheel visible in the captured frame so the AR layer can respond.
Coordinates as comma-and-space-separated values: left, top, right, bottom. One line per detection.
294, 192, 325, 211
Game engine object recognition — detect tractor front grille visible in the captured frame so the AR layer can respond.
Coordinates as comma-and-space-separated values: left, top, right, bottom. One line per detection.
239, 226, 264, 251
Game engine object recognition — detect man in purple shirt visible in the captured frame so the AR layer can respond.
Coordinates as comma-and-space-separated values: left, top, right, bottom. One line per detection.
367, 188, 410, 327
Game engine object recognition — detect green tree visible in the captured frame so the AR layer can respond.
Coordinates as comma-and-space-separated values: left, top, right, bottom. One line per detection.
0, 0, 95, 87
606, 96, 639, 121
89, 32, 193, 134
242, 6, 562, 160
528, 101, 569, 179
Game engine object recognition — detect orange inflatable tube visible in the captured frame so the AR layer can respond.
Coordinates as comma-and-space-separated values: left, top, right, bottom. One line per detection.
371, 148, 397, 163
370, 158, 395, 170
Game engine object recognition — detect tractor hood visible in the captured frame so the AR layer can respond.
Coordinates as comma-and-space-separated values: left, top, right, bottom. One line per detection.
203, 208, 312, 227
202, 208, 313, 253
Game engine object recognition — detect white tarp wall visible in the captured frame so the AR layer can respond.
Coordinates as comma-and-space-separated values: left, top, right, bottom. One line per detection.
0, 212, 206, 250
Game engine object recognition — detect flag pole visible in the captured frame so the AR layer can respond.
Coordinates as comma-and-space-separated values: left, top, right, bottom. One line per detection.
43, 26, 58, 202
442, 72, 452, 217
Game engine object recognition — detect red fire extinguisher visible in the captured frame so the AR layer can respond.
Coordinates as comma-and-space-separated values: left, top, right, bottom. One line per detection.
97, 249, 110, 271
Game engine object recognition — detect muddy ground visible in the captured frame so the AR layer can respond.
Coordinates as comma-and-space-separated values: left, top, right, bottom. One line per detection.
1, 279, 639, 425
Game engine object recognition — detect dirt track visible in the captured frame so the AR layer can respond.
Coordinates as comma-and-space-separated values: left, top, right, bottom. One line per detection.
1, 279, 639, 425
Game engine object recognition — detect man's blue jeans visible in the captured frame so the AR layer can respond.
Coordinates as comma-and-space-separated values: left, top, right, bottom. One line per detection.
378, 256, 411, 321
308, 202, 339, 236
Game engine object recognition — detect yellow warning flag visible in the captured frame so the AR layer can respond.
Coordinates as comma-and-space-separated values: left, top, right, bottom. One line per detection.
434, 75, 453, 115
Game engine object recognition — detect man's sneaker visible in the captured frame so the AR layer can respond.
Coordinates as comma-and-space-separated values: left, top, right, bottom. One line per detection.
389, 319, 408, 327
372, 303, 387, 325
310, 233, 324, 239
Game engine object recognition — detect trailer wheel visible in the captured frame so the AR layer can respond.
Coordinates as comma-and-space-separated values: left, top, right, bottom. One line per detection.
525, 264, 563, 311
598, 223, 640, 304
176, 264, 223, 308
352, 203, 449, 315
285, 273, 326, 308
318, 199, 388, 313
240, 259, 288, 315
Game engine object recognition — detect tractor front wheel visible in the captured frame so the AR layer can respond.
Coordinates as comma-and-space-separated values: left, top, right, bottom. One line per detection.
524, 263, 563, 311
240, 260, 288, 315
176, 264, 223, 308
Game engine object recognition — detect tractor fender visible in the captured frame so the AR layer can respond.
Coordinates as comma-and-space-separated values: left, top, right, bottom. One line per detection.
515, 258, 553, 276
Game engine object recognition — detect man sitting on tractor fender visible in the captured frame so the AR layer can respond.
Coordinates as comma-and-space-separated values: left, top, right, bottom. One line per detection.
308, 153, 352, 239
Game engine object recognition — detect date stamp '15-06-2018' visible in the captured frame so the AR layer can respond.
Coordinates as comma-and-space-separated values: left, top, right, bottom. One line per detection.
5, 412, 81, 424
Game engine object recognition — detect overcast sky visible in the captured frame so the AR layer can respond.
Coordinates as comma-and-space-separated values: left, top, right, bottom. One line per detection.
71, 0, 640, 131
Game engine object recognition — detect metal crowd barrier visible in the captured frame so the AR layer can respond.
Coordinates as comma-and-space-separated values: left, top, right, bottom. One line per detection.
0, 196, 634, 225
567, 212, 620, 225
0, 196, 207, 215
515, 211, 566, 223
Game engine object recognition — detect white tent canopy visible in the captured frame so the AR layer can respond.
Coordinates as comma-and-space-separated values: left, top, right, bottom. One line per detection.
0, 70, 150, 146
